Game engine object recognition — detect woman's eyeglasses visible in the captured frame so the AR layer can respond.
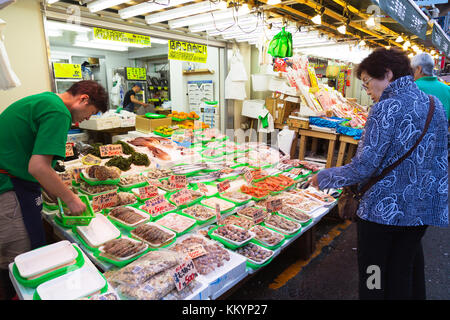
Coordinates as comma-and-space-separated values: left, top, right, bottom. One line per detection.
361, 77, 373, 90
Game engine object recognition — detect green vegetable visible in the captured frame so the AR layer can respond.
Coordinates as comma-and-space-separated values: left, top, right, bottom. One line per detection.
114, 140, 135, 155
129, 152, 150, 166
105, 156, 132, 171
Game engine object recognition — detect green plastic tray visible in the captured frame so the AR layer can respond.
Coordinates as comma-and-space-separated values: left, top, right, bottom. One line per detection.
12, 245, 85, 288
73, 227, 121, 252
56, 195, 95, 228
153, 130, 173, 137
80, 171, 120, 186
245, 256, 274, 269
208, 225, 252, 250
262, 221, 302, 239
94, 246, 150, 268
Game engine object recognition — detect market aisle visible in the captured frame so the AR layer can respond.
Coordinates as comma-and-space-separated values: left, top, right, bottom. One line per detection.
226, 219, 449, 300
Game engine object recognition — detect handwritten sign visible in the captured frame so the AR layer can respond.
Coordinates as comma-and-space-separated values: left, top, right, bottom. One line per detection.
138, 185, 158, 200
198, 183, 208, 195
253, 208, 266, 224
71, 167, 84, 184
99, 144, 123, 158
65, 143, 74, 158
58, 172, 72, 187
170, 188, 192, 206
147, 179, 162, 187
173, 258, 198, 292
266, 198, 283, 213
92, 191, 119, 212
143, 195, 172, 217
217, 180, 230, 193
215, 203, 221, 222
82, 154, 101, 165
169, 175, 187, 189
242, 167, 253, 185
183, 244, 207, 260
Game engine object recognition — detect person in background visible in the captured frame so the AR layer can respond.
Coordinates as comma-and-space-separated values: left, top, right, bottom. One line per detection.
122, 83, 149, 113
0, 80, 108, 300
308, 48, 448, 300
411, 52, 450, 122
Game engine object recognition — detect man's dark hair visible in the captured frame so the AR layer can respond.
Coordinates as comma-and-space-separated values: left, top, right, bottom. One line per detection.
356, 48, 413, 81
66, 80, 108, 113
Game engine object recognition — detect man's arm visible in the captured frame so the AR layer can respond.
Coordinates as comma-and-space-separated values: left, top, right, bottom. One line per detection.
130, 95, 148, 107
28, 154, 86, 214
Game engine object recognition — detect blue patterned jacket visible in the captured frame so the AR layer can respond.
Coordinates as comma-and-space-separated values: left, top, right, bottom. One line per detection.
317, 76, 448, 227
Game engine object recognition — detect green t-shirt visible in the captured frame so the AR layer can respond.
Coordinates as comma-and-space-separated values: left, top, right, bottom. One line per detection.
0, 92, 72, 195
415, 76, 450, 120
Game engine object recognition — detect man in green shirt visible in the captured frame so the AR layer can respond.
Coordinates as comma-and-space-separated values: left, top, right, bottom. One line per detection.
411, 52, 450, 121
0, 80, 107, 299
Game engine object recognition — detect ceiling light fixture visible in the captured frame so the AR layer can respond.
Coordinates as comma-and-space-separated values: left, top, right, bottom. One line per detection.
395, 35, 404, 43
366, 15, 376, 28
87, 0, 130, 13
46, 20, 92, 33
169, 7, 251, 29
119, 0, 191, 20
337, 24, 346, 34
267, 0, 281, 5
73, 40, 128, 52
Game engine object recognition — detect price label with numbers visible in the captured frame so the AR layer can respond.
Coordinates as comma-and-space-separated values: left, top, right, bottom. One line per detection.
169, 175, 187, 189
99, 144, 123, 158
92, 191, 119, 212
198, 183, 208, 195
242, 167, 253, 185
138, 185, 158, 200
173, 258, 198, 292
170, 188, 192, 206
147, 179, 163, 188
65, 143, 74, 158
143, 195, 171, 216
183, 244, 207, 260
217, 180, 230, 193
253, 208, 266, 224
266, 198, 283, 213
215, 203, 221, 222
82, 154, 102, 165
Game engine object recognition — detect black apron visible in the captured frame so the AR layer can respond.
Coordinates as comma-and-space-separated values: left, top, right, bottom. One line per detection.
1, 170, 46, 249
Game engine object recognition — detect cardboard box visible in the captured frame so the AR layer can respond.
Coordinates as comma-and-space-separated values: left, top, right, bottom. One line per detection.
135, 115, 172, 133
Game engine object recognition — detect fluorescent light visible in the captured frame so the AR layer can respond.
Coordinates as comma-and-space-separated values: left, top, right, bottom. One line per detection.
411, 45, 419, 52
74, 40, 128, 52
311, 14, 322, 25
146, 2, 224, 25
47, 0, 60, 4
403, 40, 411, 48
92, 38, 151, 48
87, 0, 129, 13
430, 50, 435, 55
119, 0, 192, 19
151, 37, 168, 44
408, 53, 414, 58
46, 20, 92, 33
267, 0, 281, 4
395, 35, 404, 43
366, 16, 376, 28
191, 15, 258, 33
169, 8, 252, 29
337, 25, 346, 34
386, 45, 391, 49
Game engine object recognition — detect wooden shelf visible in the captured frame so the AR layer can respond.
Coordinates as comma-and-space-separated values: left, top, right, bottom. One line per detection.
182, 69, 214, 75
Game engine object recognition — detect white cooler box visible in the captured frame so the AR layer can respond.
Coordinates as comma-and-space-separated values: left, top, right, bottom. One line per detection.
79, 116, 121, 130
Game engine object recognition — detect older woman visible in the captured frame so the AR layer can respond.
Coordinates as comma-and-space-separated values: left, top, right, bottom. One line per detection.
309, 48, 448, 300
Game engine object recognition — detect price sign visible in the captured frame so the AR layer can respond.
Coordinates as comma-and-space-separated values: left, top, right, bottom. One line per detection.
173, 258, 198, 292
82, 154, 101, 165
65, 143, 74, 158
99, 144, 123, 158
138, 185, 158, 200
253, 208, 266, 224
198, 183, 208, 195
215, 203, 221, 222
143, 195, 171, 216
92, 191, 119, 212
217, 180, 230, 193
71, 167, 84, 184
147, 179, 162, 187
169, 175, 187, 189
242, 167, 253, 185
58, 172, 72, 187
170, 188, 192, 206
266, 198, 283, 213
183, 244, 207, 260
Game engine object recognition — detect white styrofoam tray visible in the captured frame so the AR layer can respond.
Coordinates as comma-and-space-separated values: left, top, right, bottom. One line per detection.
130, 222, 177, 248
98, 235, 148, 262
76, 214, 121, 248
107, 206, 150, 228
14, 240, 78, 279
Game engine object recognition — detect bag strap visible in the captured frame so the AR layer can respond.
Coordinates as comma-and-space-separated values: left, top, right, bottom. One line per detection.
358, 95, 435, 197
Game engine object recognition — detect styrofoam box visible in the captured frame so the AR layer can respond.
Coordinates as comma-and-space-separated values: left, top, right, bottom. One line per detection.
120, 118, 135, 128
67, 132, 89, 143
79, 116, 121, 130
75, 214, 121, 248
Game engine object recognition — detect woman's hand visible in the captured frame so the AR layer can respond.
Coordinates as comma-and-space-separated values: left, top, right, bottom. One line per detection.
307, 173, 320, 189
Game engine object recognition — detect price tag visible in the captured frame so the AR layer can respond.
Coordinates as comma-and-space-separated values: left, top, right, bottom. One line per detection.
138, 185, 158, 200
71, 167, 84, 184
253, 208, 266, 224
198, 183, 208, 195
147, 179, 162, 187
58, 172, 72, 187
169, 175, 187, 189
215, 203, 221, 222
99, 144, 123, 158
242, 167, 253, 185
217, 180, 230, 193
65, 143, 74, 157
266, 198, 283, 213
170, 188, 192, 206
173, 258, 198, 292
143, 195, 171, 216
183, 244, 207, 260
92, 191, 119, 212
82, 154, 102, 165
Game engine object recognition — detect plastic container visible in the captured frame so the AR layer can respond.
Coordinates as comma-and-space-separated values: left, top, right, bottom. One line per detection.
78, 185, 119, 200
138, 202, 177, 220
209, 225, 255, 250
219, 191, 252, 206
130, 222, 177, 247
56, 195, 95, 227
249, 225, 285, 250
154, 212, 197, 236
80, 170, 120, 186
263, 214, 302, 236
200, 197, 235, 213
107, 206, 150, 230
181, 204, 216, 223
95, 236, 149, 267
74, 214, 121, 249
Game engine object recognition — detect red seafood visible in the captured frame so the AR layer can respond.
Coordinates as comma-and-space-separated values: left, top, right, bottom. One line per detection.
128, 138, 171, 160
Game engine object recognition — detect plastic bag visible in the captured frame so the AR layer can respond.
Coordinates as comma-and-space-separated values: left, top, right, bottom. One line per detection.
267, 27, 293, 58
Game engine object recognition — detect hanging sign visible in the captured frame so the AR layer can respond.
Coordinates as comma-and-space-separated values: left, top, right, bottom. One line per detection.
53, 63, 82, 79
126, 67, 147, 81
432, 23, 450, 58
168, 40, 208, 63
93, 27, 151, 47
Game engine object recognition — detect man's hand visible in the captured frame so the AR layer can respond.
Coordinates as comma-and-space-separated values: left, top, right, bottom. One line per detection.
65, 196, 87, 215
307, 173, 320, 190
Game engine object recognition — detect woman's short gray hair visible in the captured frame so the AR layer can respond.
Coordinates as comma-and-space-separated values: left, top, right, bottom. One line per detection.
411, 53, 435, 76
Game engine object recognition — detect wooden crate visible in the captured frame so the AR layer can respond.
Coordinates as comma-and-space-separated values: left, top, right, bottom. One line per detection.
287, 117, 310, 129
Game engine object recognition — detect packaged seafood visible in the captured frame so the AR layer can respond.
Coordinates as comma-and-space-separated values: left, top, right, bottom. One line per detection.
108, 206, 149, 228
281, 159, 303, 167
75, 214, 121, 248
237, 206, 269, 221
131, 222, 176, 247
116, 192, 137, 206
187, 172, 220, 183
169, 189, 203, 205
145, 168, 173, 179
236, 243, 273, 265
171, 163, 206, 175
171, 235, 231, 275
79, 182, 118, 195
83, 165, 121, 181
201, 197, 235, 212
205, 141, 224, 149
119, 174, 148, 187
87, 292, 120, 300
127, 137, 172, 161
249, 225, 284, 247
275, 163, 293, 172
303, 188, 337, 204
220, 191, 252, 203
278, 206, 312, 223
98, 236, 148, 261
162, 280, 204, 300
201, 148, 223, 157
221, 215, 255, 230
265, 214, 301, 235
212, 225, 255, 246
240, 185, 270, 199
155, 212, 196, 234
182, 205, 216, 221
158, 179, 180, 192
299, 160, 323, 172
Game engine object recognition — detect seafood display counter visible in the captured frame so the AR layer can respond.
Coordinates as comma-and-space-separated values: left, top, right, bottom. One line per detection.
10, 128, 341, 300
